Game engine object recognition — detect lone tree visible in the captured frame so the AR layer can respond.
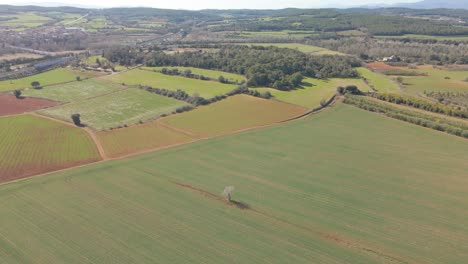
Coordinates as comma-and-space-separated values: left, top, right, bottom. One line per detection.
31, 81, 41, 89
76, 76, 81, 81
223, 186, 235, 202
13, 90, 22, 99
71, 114, 81, 126
218, 75, 226, 84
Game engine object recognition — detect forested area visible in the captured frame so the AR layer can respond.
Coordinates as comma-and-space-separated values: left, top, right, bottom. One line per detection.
306, 38, 468, 64
209, 13, 468, 36
104, 45, 360, 90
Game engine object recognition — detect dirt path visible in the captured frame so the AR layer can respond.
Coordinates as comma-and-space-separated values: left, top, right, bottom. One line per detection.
30, 112, 109, 160
83, 127, 109, 160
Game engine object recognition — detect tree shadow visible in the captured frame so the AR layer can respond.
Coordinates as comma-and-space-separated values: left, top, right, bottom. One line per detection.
230, 200, 250, 210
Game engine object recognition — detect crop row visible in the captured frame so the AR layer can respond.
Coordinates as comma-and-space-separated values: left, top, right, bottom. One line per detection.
343, 95, 468, 138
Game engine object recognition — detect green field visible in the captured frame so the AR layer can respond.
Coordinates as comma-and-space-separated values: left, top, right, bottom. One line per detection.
376, 34, 468, 41
252, 77, 371, 108
357, 68, 401, 93
97, 121, 194, 158
162, 94, 306, 137
233, 30, 318, 39
0, 12, 52, 29
141, 66, 245, 83
0, 68, 103, 92
243, 43, 343, 55
0, 104, 467, 263
394, 67, 468, 94
0, 114, 100, 182
40, 88, 188, 130
105, 69, 237, 98
22, 79, 122, 102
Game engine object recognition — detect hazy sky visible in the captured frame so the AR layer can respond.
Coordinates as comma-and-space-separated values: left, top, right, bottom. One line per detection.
4, 0, 420, 9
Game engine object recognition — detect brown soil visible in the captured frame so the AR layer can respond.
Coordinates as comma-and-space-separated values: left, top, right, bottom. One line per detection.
367, 62, 407, 71
0, 94, 61, 116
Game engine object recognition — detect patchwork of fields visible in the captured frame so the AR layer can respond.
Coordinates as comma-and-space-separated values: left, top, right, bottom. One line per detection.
252, 77, 371, 108
39, 88, 188, 130
0, 105, 467, 263
0, 114, 100, 182
22, 79, 123, 102
104, 69, 237, 98
0, 68, 104, 92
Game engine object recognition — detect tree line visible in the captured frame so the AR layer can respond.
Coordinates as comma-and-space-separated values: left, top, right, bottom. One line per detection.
344, 95, 468, 139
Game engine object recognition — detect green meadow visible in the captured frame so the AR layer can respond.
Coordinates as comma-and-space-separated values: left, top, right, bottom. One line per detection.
252, 77, 371, 108
0, 68, 103, 92
104, 69, 237, 98
357, 68, 401, 93
39, 88, 187, 130
0, 104, 467, 263
141, 66, 245, 83
22, 79, 122, 102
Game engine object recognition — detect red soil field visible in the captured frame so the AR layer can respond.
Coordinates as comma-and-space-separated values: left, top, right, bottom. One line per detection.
366, 62, 407, 71
0, 94, 61, 116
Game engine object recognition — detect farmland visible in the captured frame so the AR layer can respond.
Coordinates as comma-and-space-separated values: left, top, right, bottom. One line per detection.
161, 94, 306, 137
0, 104, 467, 263
392, 67, 468, 94
0, 68, 104, 92
357, 68, 401, 93
97, 121, 194, 158
0, 114, 100, 182
0, 12, 52, 29
375, 34, 468, 41
104, 69, 237, 98
141, 66, 245, 83
243, 43, 343, 55
22, 79, 123, 102
0, 94, 60, 116
252, 77, 371, 108
39, 88, 188, 130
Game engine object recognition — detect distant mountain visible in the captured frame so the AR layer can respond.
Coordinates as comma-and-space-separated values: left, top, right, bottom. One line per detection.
392, 0, 468, 9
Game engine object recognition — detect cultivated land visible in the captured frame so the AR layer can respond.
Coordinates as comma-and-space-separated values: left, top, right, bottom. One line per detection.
40, 88, 188, 130
252, 77, 371, 108
0, 104, 467, 263
97, 121, 194, 158
244, 43, 343, 55
357, 67, 401, 93
396, 67, 468, 94
141, 66, 245, 83
0, 114, 100, 182
104, 69, 237, 98
0, 94, 60, 116
0, 68, 104, 92
162, 94, 306, 137
22, 79, 123, 102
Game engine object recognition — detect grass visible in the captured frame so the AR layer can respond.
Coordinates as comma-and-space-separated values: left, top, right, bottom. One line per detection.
357, 68, 401, 93
97, 121, 194, 158
22, 79, 122, 102
252, 77, 371, 108
161, 94, 306, 137
243, 43, 343, 55
234, 30, 318, 39
0, 68, 103, 92
0, 114, 100, 182
0, 12, 52, 28
40, 88, 188, 130
392, 67, 468, 94
104, 69, 237, 98
141, 66, 245, 83
0, 104, 467, 263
